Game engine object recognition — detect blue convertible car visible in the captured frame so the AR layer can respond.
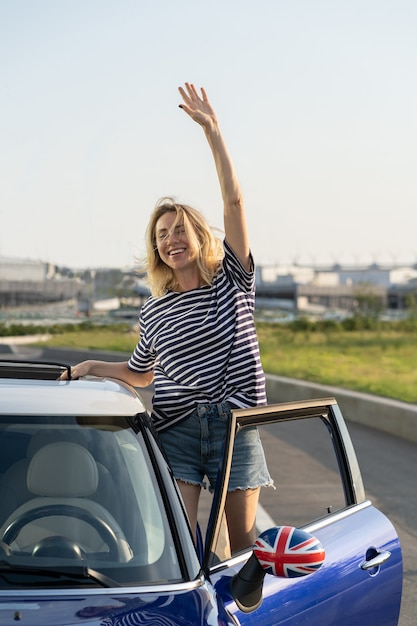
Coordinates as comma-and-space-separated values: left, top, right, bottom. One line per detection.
0, 361, 402, 625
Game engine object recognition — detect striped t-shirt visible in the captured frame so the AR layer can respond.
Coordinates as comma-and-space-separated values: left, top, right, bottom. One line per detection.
128, 240, 266, 432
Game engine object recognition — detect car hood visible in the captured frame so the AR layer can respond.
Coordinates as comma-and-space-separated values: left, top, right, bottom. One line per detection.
0, 586, 236, 626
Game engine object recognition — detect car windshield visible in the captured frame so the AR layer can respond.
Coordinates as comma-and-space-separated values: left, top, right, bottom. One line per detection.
0, 415, 183, 587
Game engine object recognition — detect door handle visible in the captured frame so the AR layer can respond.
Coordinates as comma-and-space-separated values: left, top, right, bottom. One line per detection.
360, 550, 391, 570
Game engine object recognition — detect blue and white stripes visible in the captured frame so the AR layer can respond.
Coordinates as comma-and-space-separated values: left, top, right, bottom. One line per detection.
128, 241, 266, 432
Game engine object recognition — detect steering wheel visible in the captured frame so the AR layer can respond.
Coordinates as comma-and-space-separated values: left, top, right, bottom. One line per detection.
1, 504, 128, 561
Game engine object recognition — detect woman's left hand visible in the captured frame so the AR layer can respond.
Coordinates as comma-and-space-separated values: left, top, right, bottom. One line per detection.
178, 83, 217, 131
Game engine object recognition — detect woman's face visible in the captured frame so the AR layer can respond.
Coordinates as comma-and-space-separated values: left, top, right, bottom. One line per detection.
155, 211, 197, 272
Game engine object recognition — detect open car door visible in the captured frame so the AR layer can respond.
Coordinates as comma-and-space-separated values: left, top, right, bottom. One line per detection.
204, 398, 403, 626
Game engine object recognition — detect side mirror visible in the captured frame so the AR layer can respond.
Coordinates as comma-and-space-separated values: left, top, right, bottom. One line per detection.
231, 526, 325, 613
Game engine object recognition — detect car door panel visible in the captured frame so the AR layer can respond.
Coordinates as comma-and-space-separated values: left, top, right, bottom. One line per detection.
211, 504, 402, 626
205, 399, 403, 625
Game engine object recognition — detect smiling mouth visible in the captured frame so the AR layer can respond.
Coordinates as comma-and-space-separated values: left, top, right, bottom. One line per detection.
168, 248, 186, 256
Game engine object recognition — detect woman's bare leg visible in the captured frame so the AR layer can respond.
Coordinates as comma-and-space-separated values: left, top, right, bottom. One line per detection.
177, 480, 201, 544
225, 487, 260, 553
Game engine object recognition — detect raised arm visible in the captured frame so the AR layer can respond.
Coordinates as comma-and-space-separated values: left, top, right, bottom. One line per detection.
178, 83, 250, 269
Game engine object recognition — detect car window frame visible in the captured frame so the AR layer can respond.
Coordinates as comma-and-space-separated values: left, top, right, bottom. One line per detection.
203, 397, 366, 573
139, 415, 202, 582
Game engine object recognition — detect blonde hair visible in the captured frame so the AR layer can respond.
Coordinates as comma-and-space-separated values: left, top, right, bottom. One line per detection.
144, 197, 224, 297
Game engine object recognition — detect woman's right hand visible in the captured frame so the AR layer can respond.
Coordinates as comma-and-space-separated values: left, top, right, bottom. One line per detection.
59, 360, 92, 380
58, 359, 154, 387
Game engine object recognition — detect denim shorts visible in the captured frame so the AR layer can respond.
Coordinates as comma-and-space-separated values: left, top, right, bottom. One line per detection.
158, 402, 273, 492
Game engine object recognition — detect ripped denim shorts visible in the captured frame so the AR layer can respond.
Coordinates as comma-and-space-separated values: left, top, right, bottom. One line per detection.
158, 402, 273, 492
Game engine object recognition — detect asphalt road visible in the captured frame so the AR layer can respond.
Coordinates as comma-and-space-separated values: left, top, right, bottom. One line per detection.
5, 344, 416, 625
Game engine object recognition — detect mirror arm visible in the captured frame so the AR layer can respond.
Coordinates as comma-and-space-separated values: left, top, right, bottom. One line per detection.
230, 553, 266, 613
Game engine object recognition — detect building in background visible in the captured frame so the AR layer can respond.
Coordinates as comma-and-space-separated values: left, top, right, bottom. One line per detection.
256, 262, 417, 316
2, 254, 417, 316
0, 256, 85, 308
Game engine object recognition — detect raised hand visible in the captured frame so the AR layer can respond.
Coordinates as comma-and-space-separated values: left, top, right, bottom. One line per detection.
178, 83, 218, 131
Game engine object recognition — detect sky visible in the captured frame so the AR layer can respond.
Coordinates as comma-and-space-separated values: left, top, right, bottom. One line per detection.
1, 0, 416, 269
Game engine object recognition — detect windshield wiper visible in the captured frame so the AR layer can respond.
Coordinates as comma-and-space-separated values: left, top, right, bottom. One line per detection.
0, 560, 120, 588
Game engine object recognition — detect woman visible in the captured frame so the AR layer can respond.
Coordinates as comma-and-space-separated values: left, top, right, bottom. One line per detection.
61, 83, 272, 552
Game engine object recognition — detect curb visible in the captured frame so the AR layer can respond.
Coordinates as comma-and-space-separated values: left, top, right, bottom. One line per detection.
0, 335, 52, 345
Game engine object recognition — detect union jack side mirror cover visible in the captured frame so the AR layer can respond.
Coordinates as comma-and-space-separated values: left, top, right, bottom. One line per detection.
254, 525, 326, 578
231, 526, 325, 613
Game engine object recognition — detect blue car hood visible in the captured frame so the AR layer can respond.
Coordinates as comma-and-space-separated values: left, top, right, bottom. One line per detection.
0, 585, 236, 626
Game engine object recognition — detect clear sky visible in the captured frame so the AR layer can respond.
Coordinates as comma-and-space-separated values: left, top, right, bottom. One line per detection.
1, 0, 416, 269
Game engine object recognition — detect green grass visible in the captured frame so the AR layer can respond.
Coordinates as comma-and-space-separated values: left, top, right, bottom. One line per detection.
257, 323, 417, 403
33, 328, 139, 354
29, 322, 417, 404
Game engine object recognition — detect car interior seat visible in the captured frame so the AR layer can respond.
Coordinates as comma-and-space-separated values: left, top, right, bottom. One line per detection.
0, 441, 132, 561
